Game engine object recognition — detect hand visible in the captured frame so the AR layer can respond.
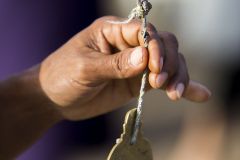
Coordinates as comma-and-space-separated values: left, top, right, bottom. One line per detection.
39, 16, 211, 120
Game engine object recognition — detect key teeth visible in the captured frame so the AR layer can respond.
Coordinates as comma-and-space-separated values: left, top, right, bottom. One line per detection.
123, 108, 137, 134
116, 138, 121, 144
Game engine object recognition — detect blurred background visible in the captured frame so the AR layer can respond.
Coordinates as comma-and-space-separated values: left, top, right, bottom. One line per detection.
0, 0, 240, 160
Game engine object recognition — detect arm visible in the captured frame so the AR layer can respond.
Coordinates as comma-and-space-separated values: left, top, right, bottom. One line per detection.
0, 66, 62, 159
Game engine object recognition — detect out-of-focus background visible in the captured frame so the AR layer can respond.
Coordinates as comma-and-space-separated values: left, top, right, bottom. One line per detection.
0, 0, 240, 160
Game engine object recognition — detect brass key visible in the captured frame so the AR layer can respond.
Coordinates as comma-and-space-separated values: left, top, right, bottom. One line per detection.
107, 109, 153, 160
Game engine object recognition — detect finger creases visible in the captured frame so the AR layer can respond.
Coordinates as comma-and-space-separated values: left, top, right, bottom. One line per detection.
102, 17, 142, 48
165, 54, 189, 100
90, 47, 148, 80
102, 17, 160, 48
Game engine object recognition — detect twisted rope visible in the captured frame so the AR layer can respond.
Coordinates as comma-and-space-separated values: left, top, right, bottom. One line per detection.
130, 2, 151, 145
108, 0, 152, 145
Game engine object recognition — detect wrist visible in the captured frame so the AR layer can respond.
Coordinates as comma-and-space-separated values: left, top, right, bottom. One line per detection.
2, 65, 64, 123
0, 66, 63, 158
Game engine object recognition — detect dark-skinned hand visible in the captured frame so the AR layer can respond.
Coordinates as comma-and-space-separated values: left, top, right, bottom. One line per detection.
40, 16, 211, 120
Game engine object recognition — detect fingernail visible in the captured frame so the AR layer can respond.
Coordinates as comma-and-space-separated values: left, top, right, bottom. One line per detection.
130, 47, 143, 66
176, 83, 185, 99
206, 88, 212, 97
156, 72, 168, 88
160, 57, 164, 71
198, 83, 212, 98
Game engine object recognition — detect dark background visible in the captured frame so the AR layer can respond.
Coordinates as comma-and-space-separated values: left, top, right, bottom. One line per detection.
0, 1, 112, 159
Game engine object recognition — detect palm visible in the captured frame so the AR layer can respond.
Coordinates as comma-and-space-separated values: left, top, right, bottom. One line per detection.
90, 77, 141, 115
64, 74, 142, 120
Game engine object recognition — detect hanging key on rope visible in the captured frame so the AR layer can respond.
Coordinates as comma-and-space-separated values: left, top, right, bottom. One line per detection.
107, 0, 153, 159
131, 0, 152, 145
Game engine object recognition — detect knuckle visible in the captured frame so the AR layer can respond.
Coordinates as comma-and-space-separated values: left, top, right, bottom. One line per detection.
180, 71, 190, 87
163, 32, 179, 48
104, 15, 120, 21
93, 16, 119, 27
170, 64, 179, 77
131, 19, 142, 29
165, 61, 179, 78
111, 54, 127, 78
179, 53, 190, 85
95, 16, 114, 22
179, 53, 186, 63
92, 17, 104, 26
185, 73, 190, 85
147, 23, 157, 33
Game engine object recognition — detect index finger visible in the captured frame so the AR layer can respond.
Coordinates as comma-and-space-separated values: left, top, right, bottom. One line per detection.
99, 16, 164, 74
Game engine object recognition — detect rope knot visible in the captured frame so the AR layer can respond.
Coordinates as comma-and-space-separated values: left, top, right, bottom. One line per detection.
139, 0, 152, 16
131, 0, 152, 19
107, 0, 152, 25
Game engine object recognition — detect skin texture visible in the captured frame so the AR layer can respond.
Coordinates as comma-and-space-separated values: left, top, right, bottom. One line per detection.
0, 16, 211, 159
40, 16, 211, 120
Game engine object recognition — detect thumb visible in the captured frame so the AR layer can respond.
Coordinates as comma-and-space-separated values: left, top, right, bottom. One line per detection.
95, 47, 148, 80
